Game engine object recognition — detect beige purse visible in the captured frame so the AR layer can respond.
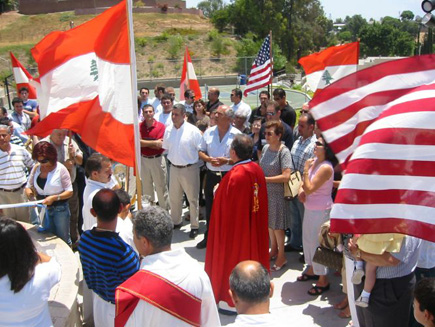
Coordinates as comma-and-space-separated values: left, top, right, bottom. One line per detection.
279, 146, 302, 200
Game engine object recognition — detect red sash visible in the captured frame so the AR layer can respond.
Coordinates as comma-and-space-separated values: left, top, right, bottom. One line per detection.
115, 270, 202, 327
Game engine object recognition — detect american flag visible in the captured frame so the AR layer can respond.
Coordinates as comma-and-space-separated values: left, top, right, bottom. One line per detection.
243, 35, 272, 97
310, 54, 435, 242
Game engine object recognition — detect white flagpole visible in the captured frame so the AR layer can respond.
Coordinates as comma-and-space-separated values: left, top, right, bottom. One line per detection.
126, 0, 143, 209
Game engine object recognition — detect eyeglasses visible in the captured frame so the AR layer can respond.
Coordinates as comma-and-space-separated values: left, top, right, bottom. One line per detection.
38, 158, 49, 164
301, 110, 309, 114
266, 112, 275, 116
315, 141, 324, 147
189, 96, 195, 99
265, 131, 275, 136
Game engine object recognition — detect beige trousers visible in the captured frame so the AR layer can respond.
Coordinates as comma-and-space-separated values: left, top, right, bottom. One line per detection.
169, 163, 199, 229
140, 155, 169, 210
0, 188, 30, 222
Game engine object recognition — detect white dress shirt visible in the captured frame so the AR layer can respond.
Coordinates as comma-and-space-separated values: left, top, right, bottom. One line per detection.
163, 121, 202, 166
199, 125, 241, 171
231, 100, 252, 126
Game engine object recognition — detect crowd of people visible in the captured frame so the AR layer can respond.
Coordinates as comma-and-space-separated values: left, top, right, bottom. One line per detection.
0, 84, 434, 327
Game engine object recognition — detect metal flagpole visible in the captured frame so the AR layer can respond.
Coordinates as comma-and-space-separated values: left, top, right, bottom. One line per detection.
269, 30, 273, 96
126, 0, 143, 210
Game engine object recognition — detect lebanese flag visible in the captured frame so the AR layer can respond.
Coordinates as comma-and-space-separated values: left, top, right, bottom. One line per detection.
299, 41, 359, 95
27, 0, 137, 167
10, 52, 37, 99
179, 47, 201, 100
310, 54, 435, 241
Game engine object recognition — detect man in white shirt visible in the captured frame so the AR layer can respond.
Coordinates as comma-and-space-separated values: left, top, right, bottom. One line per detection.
154, 93, 173, 127
0, 124, 34, 222
151, 83, 165, 113
178, 89, 195, 113
196, 105, 240, 249
226, 261, 280, 327
162, 104, 202, 238
230, 88, 252, 126
115, 206, 221, 327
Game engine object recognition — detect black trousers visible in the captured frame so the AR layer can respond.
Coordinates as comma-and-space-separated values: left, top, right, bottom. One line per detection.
355, 272, 415, 327
203, 170, 227, 241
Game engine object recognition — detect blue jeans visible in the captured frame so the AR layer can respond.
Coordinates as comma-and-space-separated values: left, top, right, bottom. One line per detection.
288, 196, 304, 249
46, 202, 71, 245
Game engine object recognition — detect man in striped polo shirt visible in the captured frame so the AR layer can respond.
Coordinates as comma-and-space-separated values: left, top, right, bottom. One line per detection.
0, 124, 33, 222
78, 189, 140, 327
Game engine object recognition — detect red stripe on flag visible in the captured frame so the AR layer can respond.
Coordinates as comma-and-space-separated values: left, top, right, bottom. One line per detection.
345, 158, 435, 177
32, 0, 128, 76
336, 189, 435, 207
248, 64, 272, 81
27, 97, 135, 167
330, 218, 435, 242
359, 128, 435, 147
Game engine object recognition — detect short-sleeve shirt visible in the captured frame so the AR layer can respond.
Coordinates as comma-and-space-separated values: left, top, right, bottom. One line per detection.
199, 125, 241, 171
290, 134, 317, 173
23, 99, 38, 112
280, 103, 296, 129
163, 121, 202, 166
140, 119, 165, 157
0, 144, 34, 189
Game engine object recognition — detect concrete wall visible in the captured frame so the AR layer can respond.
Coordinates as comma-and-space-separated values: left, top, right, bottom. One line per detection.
19, 0, 191, 15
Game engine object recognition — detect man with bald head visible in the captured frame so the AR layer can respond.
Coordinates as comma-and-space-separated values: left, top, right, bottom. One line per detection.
206, 87, 223, 114
226, 261, 280, 326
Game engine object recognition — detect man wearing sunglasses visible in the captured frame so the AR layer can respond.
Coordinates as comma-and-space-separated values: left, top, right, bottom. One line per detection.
179, 89, 196, 114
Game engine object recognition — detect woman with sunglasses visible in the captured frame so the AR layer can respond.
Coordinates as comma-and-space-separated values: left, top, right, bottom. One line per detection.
259, 120, 291, 271
298, 136, 336, 296
25, 141, 73, 245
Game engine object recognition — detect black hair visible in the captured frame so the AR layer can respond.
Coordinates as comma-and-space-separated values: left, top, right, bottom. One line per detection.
272, 88, 286, 99
231, 134, 253, 161
114, 188, 131, 206
414, 278, 435, 325
85, 153, 111, 178
232, 88, 243, 99
259, 90, 270, 98
12, 97, 23, 106
0, 217, 39, 293
92, 189, 120, 222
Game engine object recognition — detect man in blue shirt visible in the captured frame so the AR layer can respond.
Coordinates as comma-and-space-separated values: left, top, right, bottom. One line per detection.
78, 188, 139, 327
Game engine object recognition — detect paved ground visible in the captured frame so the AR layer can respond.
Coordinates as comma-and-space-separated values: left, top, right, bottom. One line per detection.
172, 207, 352, 327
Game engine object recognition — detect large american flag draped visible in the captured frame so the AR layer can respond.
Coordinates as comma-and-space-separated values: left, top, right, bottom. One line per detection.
243, 35, 272, 97
310, 54, 435, 242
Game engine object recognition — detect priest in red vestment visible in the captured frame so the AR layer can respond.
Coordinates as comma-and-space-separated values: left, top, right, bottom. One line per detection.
205, 134, 269, 312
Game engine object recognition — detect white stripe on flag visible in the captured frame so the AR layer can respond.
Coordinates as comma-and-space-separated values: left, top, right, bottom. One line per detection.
365, 110, 435, 134
306, 64, 356, 91
311, 69, 435, 120
13, 67, 30, 84
332, 203, 435, 224
249, 59, 271, 75
187, 62, 198, 80
340, 174, 435, 192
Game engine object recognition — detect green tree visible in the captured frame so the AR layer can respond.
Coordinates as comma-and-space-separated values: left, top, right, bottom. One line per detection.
210, 8, 231, 32
197, 0, 224, 18
167, 35, 183, 59
400, 10, 414, 21
343, 15, 368, 41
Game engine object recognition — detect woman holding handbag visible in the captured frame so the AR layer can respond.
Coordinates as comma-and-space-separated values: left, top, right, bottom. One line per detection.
259, 120, 291, 271
297, 136, 336, 296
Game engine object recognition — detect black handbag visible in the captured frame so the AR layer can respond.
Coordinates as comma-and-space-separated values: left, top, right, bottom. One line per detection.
312, 246, 343, 271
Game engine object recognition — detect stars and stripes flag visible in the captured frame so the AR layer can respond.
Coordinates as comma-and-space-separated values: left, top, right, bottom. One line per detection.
299, 42, 359, 95
10, 52, 37, 99
243, 35, 272, 97
27, 0, 141, 168
310, 54, 435, 241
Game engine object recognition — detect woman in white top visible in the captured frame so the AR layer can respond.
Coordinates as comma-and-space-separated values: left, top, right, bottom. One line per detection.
0, 217, 61, 327
25, 141, 73, 245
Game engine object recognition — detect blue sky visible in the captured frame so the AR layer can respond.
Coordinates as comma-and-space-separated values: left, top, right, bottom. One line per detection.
186, 0, 423, 21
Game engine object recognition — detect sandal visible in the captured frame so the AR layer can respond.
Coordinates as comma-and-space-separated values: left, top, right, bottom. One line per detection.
297, 273, 320, 282
307, 284, 330, 296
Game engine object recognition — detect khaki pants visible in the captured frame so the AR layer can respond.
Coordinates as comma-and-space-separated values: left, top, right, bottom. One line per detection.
169, 163, 199, 229
140, 155, 169, 210
0, 187, 30, 223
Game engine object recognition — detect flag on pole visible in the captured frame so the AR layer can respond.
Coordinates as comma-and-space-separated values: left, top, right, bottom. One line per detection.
27, 0, 138, 167
310, 54, 435, 242
10, 52, 37, 99
179, 47, 202, 101
243, 35, 272, 97
299, 41, 359, 95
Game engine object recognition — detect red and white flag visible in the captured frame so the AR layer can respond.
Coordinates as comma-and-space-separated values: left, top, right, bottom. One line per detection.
310, 54, 435, 241
243, 34, 272, 97
179, 47, 201, 101
27, 0, 138, 167
10, 52, 37, 99
299, 42, 359, 95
